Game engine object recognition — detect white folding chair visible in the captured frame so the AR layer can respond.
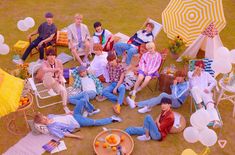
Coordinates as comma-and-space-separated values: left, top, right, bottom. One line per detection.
28, 64, 64, 108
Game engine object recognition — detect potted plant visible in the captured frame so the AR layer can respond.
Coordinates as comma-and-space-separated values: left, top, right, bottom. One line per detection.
168, 36, 185, 59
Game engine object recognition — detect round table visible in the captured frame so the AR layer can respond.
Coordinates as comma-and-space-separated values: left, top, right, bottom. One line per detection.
217, 78, 235, 117
93, 129, 134, 155
7, 92, 34, 135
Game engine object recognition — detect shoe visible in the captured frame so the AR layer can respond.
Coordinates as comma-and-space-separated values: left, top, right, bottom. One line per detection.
88, 109, 100, 116
82, 111, 89, 117
137, 135, 151, 141
113, 104, 121, 114
13, 59, 23, 65
138, 106, 151, 114
213, 121, 222, 128
48, 89, 57, 96
36, 59, 44, 64
126, 96, 136, 109
111, 115, 122, 122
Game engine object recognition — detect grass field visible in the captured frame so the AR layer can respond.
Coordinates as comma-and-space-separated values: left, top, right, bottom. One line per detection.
0, 0, 235, 155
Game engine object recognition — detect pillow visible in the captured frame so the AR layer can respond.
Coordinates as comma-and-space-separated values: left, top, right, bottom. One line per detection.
34, 122, 49, 134
170, 112, 186, 134
27, 120, 41, 135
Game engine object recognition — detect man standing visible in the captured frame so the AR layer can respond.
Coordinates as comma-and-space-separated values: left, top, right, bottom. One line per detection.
67, 13, 91, 66
15, 12, 57, 64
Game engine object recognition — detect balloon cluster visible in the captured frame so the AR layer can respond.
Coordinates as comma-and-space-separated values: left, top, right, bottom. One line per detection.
183, 109, 217, 147
0, 34, 10, 55
17, 17, 35, 32
212, 47, 235, 77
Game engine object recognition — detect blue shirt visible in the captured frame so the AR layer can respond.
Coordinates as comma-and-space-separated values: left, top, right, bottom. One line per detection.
171, 81, 190, 104
47, 115, 77, 139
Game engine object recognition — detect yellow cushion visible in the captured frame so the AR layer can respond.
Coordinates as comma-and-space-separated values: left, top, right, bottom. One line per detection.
13, 40, 30, 55
0, 68, 24, 117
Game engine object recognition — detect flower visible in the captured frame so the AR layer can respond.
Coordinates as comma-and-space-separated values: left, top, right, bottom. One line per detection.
168, 36, 185, 54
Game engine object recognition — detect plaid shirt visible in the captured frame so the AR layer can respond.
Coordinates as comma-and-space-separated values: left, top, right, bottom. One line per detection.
107, 63, 125, 82
72, 67, 104, 95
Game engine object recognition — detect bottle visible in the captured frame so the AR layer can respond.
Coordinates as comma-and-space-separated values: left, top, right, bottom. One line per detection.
116, 145, 123, 155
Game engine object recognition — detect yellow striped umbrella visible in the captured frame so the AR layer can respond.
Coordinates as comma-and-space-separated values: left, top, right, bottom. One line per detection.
162, 0, 226, 46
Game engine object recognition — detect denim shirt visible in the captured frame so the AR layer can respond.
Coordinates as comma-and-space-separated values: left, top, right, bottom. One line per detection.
171, 81, 190, 104
47, 115, 77, 139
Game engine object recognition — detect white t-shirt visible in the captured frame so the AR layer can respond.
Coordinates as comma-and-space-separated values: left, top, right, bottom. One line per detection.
50, 114, 80, 128
93, 29, 112, 47
80, 76, 97, 92
88, 52, 110, 82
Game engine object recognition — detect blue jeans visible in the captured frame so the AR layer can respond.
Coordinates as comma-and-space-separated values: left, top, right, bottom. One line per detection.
114, 42, 138, 65
125, 115, 162, 140
69, 90, 97, 113
102, 82, 126, 105
73, 101, 113, 127
138, 92, 182, 108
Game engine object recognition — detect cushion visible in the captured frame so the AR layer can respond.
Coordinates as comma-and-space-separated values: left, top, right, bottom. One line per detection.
170, 112, 186, 134
27, 120, 41, 135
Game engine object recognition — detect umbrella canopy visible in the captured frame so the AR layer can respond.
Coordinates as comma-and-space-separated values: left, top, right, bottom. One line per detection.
162, 0, 226, 46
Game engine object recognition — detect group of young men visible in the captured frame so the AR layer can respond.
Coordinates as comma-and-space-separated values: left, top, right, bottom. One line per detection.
18, 12, 221, 143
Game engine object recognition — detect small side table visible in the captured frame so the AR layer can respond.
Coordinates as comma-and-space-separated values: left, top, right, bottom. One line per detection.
7, 93, 35, 135
158, 73, 175, 94
217, 78, 235, 117
13, 40, 30, 55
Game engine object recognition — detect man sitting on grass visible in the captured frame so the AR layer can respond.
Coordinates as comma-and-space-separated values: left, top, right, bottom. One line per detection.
125, 98, 174, 141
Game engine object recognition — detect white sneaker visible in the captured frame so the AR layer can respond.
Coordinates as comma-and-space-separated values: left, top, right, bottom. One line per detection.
137, 135, 151, 141
13, 59, 23, 65
138, 106, 151, 114
126, 96, 136, 109
82, 111, 89, 117
88, 109, 100, 116
111, 115, 122, 122
36, 59, 44, 64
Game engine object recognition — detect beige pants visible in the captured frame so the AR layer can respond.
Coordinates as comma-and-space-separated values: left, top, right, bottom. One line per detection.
191, 86, 219, 122
43, 73, 67, 106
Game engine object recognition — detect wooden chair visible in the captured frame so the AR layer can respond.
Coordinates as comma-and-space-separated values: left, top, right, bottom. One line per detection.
30, 33, 57, 57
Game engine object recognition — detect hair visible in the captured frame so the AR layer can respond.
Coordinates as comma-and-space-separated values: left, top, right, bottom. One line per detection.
161, 97, 172, 105
175, 70, 186, 78
107, 53, 117, 62
195, 60, 205, 69
45, 48, 57, 56
34, 112, 44, 124
45, 12, 53, 18
146, 42, 155, 50
145, 22, 154, 29
93, 43, 103, 51
74, 13, 83, 19
94, 21, 102, 28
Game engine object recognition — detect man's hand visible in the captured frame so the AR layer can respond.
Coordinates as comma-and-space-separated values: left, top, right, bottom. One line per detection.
38, 41, 44, 48
113, 87, 118, 94
204, 89, 209, 94
27, 34, 32, 40
173, 79, 178, 85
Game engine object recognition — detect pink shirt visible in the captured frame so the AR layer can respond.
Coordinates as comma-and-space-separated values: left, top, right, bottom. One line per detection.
139, 51, 162, 74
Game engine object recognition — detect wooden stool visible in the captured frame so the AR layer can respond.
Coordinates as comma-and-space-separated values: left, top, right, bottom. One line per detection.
6, 93, 34, 135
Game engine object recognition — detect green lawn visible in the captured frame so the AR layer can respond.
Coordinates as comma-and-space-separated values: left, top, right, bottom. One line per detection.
0, 0, 235, 155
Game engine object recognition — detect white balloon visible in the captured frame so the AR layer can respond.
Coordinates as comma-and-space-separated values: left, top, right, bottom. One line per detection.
183, 126, 199, 143
230, 49, 235, 64
199, 127, 217, 147
212, 59, 232, 74
24, 17, 35, 28
190, 109, 210, 130
0, 44, 10, 55
17, 20, 28, 31
214, 47, 230, 61
0, 34, 4, 44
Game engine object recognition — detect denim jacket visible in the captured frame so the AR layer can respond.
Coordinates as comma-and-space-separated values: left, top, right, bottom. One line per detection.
171, 81, 190, 104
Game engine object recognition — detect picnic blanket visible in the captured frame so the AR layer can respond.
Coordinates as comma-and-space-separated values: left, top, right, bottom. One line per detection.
3, 132, 58, 155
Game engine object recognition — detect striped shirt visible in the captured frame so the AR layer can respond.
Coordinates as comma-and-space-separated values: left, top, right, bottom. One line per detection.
139, 52, 162, 75
128, 30, 154, 47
